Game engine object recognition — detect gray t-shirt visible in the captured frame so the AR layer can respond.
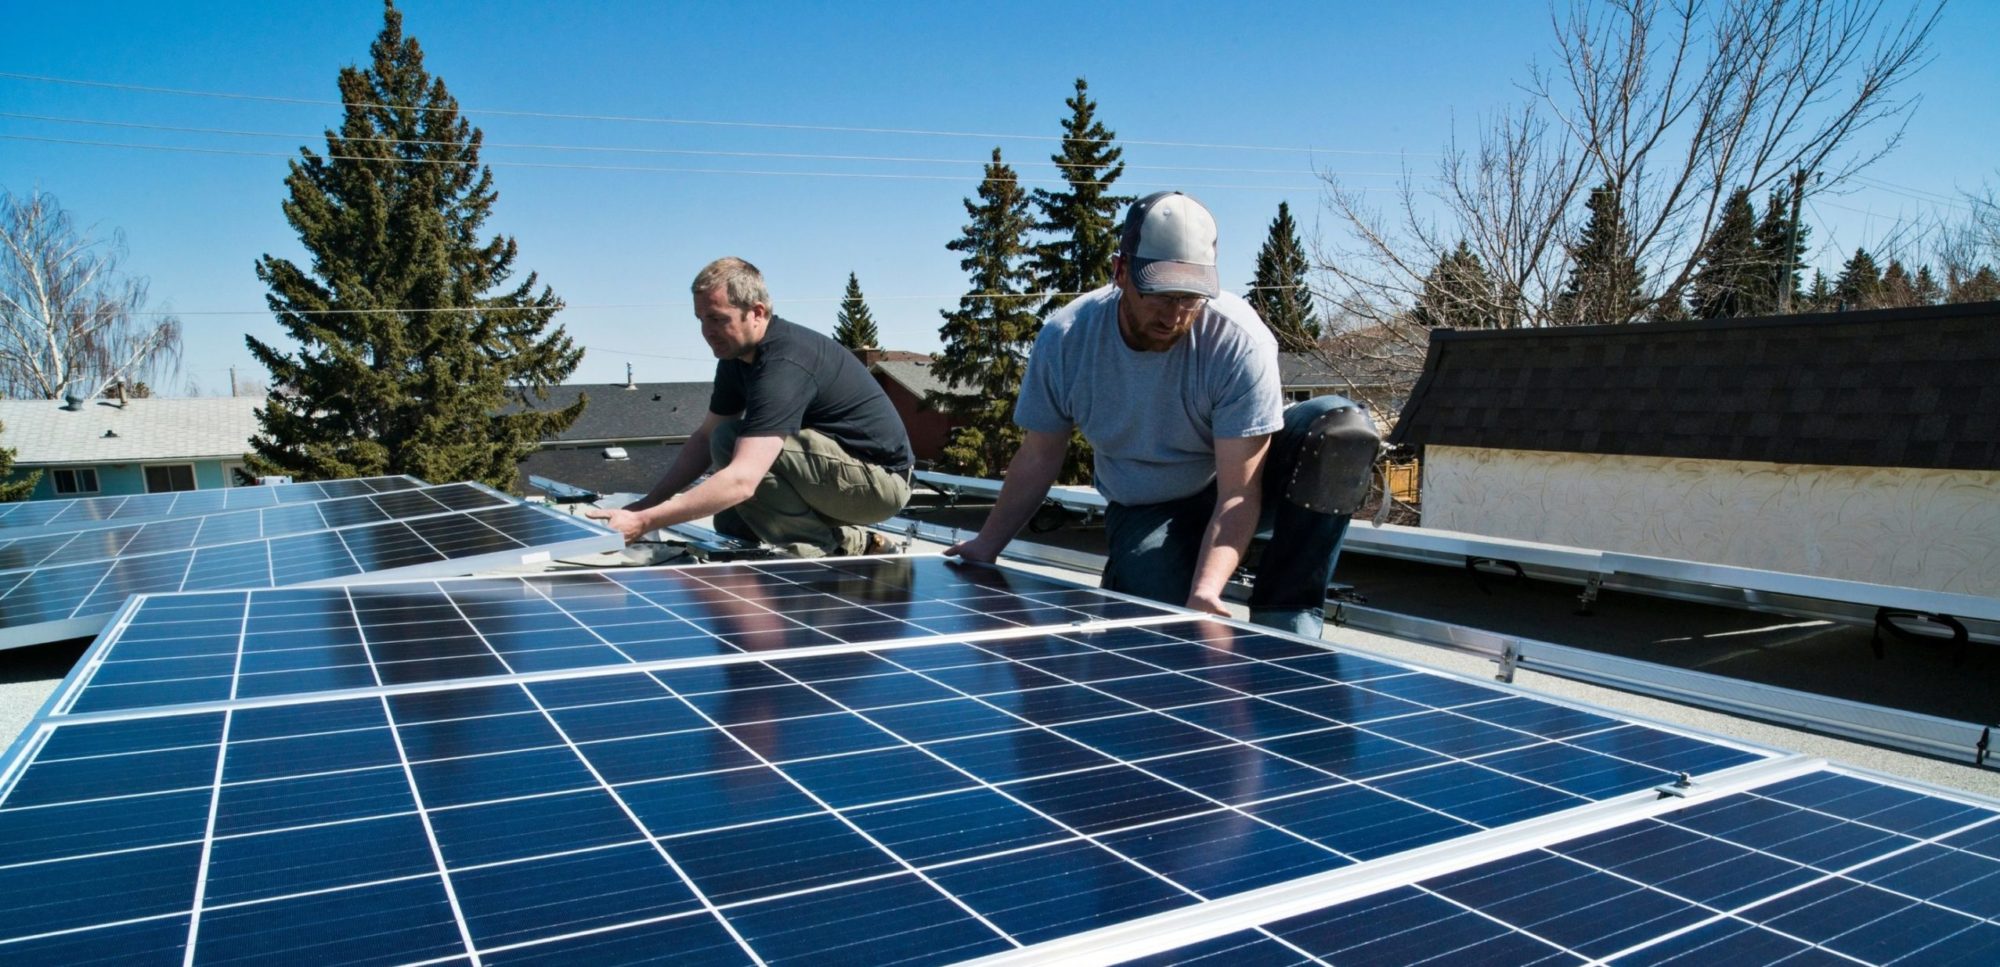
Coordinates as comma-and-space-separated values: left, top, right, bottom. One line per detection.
1014, 286, 1283, 505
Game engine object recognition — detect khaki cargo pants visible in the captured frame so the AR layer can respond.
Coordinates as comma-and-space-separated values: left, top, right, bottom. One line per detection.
710, 419, 911, 558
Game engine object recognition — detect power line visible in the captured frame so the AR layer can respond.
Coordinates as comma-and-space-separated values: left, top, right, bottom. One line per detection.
42, 285, 1314, 319
0, 112, 1413, 179
0, 134, 1345, 192
0, 71, 1436, 159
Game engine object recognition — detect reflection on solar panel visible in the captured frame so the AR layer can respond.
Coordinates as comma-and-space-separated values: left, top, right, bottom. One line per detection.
0, 483, 621, 649
0, 556, 1991, 965
0, 475, 426, 536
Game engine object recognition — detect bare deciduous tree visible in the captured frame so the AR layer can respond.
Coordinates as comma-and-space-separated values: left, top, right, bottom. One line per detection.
1317, 0, 1942, 397
0, 189, 183, 401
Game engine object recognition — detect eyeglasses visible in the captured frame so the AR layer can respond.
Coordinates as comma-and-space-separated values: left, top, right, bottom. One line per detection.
1138, 290, 1207, 308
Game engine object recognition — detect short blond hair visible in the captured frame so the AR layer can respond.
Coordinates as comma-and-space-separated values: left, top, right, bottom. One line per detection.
692, 257, 769, 312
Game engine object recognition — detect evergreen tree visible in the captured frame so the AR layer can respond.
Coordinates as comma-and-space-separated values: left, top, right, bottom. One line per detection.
1688, 187, 1759, 319
0, 422, 36, 501
1948, 265, 2000, 303
1246, 201, 1321, 350
1833, 248, 1884, 309
1877, 260, 1917, 309
933, 149, 1039, 478
1555, 182, 1646, 325
1912, 265, 1944, 306
1030, 78, 1127, 319
1752, 184, 1811, 313
1413, 240, 1500, 329
832, 272, 880, 350
247, 3, 581, 488
1804, 270, 1834, 312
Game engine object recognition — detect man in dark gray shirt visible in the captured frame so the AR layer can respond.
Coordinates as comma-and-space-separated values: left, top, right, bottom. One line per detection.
589, 257, 912, 557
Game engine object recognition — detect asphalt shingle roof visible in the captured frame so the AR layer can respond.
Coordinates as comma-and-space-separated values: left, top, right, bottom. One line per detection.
0, 397, 263, 464
1386, 300, 2000, 470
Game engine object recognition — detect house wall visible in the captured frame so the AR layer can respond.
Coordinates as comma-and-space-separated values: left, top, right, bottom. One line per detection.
875, 377, 954, 463
1420, 445, 2000, 597
14, 459, 240, 500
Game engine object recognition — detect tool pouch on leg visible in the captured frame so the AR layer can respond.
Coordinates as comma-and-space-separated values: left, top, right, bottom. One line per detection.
1283, 404, 1380, 516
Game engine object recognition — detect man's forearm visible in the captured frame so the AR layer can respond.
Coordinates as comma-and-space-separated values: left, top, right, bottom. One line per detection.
628, 423, 719, 512
629, 470, 757, 534
1189, 490, 1261, 603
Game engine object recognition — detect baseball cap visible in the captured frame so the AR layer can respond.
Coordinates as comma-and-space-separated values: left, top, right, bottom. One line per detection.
1119, 191, 1220, 298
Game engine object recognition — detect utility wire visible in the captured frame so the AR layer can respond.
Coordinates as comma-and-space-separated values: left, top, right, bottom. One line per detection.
0, 71, 1435, 158
0, 134, 1344, 192
42, 285, 1314, 319
0, 112, 1413, 179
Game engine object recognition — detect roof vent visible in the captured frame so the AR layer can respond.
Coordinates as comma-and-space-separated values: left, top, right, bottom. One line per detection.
102, 429, 118, 438
603, 446, 629, 461
61, 392, 86, 411
625, 363, 636, 390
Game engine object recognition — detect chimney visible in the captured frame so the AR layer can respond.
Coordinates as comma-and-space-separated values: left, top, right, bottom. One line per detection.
115, 380, 127, 407
855, 348, 883, 368
625, 362, 636, 390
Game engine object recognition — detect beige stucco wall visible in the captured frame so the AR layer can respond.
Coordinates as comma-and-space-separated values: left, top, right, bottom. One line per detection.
1421, 445, 2000, 598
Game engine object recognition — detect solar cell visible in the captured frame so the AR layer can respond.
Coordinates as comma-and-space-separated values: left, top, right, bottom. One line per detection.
0, 474, 425, 536
14, 555, 1953, 965
0, 483, 620, 649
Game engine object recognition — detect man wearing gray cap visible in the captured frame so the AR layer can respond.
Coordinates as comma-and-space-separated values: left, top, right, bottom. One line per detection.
948, 192, 1375, 635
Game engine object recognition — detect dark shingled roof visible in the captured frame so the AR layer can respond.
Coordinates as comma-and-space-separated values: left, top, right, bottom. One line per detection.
511, 381, 714, 443
516, 442, 686, 498
1387, 300, 2000, 471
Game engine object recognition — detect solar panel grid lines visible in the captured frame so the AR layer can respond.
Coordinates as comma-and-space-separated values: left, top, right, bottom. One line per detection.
50, 558, 1190, 718
962, 755, 1829, 967
0, 474, 428, 537
1231, 767, 2000, 967
0, 482, 620, 651
5, 557, 1994, 965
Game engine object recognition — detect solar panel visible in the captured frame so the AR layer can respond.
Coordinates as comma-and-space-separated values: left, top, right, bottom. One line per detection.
0, 483, 622, 649
16, 555, 1975, 965
0, 475, 427, 537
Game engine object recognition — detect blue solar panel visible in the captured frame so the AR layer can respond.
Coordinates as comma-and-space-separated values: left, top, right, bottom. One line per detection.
0, 475, 425, 536
9, 555, 1925, 964
0, 483, 619, 649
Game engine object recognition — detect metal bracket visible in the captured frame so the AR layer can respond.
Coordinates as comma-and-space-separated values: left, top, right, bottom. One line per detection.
1495, 641, 1521, 683
1575, 573, 1602, 616
1654, 771, 1698, 798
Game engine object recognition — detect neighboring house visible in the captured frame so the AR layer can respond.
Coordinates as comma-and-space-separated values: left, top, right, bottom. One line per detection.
511, 381, 712, 497
860, 350, 962, 464
1387, 300, 2000, 597
0, 396, 264, 499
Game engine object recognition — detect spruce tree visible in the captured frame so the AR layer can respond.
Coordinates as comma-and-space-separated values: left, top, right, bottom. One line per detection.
1804, 270, 1834, 312
0, 423, 36, 501
1555, 182, 1646, 325
1688, 187, 1759, 319
1030, 78, 1127, 319
1833, 248, 1884, 309
247, 3, 581, 488
1246, 201, 1321, 351
934, 149, 1039, 478
1912, 265, 1944, 306
1948, 266, 2000, 303
1877, 260, 1917, 309
1752, 185, 1810, 313
832, 272, 881, 350
1413, 240, 1500, 329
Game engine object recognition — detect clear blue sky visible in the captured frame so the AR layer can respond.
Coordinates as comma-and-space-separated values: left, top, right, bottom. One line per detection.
3, 1, 1993, 394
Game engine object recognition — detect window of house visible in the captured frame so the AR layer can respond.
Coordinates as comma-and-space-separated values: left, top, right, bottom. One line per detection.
144, 464, 197, 493
52, 467, 101, 495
